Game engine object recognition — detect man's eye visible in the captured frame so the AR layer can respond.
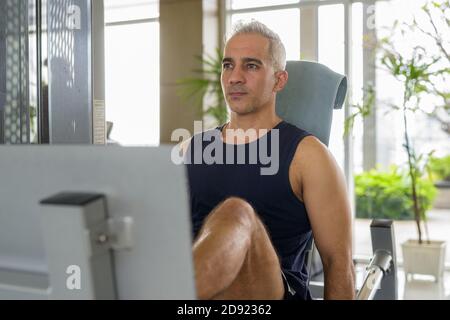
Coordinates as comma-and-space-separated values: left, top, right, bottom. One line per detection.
247, 64, 258, 70
223, 63, 233, 70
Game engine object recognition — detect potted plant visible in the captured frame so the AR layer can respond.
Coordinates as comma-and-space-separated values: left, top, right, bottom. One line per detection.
347, 0, 449, 281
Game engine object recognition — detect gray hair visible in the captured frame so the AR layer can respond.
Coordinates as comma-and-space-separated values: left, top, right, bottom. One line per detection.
226, 20, 287, 72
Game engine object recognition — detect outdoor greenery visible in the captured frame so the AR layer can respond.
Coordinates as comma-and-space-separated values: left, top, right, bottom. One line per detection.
355, 167, 437, 220
428, 155, 450, 181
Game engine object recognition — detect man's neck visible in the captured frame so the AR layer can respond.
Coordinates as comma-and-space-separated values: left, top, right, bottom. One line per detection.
227, 112, 282, 132
222, 109, 283, 145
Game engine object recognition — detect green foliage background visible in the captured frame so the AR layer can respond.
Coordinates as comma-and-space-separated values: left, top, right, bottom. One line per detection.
428, 155, 450, 181
355, 167, 437, 220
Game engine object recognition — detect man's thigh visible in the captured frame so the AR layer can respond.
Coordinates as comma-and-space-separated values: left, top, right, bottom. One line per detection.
209, 198, 285, 300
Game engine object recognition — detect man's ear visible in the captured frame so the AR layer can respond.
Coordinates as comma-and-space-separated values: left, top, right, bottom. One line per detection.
274, 70, 289, 92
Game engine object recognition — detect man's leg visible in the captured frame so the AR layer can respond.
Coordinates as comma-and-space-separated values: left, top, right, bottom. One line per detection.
193, 197, 284, 300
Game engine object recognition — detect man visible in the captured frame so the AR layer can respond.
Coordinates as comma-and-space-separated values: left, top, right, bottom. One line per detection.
184, 20, 355, 300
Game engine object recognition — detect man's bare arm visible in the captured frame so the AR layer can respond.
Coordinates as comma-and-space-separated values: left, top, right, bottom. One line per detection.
294, 136, 355, 299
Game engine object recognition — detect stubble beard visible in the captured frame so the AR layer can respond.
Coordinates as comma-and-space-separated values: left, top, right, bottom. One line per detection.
227, 96, 260, 116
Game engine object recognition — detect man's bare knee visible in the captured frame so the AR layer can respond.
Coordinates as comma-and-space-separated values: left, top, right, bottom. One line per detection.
211, 215, 284, 299
211, 197, 257, 231
200, 198, 284, 300
193, 197, 262, 299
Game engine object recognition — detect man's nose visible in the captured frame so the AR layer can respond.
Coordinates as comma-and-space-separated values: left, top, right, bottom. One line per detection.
228, 67, 245, 85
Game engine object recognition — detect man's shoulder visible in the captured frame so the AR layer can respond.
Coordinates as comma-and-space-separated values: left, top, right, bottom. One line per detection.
291, 135, 333, 167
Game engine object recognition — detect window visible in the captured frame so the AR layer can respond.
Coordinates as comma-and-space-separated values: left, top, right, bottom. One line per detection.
105, 0, 158, 22
104, 0, 159, 146
231, 0, 299, 10
318, 4, 345, 167
351, 2, 364, 174
353, 0, 450, 265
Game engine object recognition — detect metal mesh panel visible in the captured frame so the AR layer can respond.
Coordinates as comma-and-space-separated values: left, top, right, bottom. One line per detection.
47, 0, 93, 144
0, 2, 6, 143
48, 0, 75, 88
1, 0, 30, 144
1, 0, 96, 144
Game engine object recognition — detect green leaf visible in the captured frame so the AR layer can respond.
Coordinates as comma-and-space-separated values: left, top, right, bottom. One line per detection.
176, 48, 227, 126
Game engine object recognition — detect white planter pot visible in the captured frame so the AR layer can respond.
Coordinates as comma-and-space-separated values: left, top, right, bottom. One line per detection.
401, 239, 446, 281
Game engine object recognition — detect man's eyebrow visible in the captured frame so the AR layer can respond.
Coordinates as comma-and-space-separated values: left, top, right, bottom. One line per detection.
222, 57, 264, 65
242, 57, 263, 65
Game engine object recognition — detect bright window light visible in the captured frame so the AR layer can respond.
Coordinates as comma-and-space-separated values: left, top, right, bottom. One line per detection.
104, 0, 159, 23
231, 0, 299, 10
319, 4, 345, 169
105, 22, 160, 146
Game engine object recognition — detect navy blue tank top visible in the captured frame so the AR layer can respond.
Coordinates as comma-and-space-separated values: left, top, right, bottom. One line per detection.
186, 121, 313, 288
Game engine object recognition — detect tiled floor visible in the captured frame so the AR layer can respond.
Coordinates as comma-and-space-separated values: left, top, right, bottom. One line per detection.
400, 273, 450, 300
354, 209, 450, 261
354, 209, 450, 299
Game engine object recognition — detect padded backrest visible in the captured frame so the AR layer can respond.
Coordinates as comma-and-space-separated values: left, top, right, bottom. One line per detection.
276, 60, 348, 146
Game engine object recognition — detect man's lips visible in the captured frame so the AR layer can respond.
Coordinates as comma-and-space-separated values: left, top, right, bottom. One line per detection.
228, 92, 248, 97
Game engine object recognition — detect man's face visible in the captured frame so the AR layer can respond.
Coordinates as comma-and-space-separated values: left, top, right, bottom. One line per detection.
221, 33, 279, 116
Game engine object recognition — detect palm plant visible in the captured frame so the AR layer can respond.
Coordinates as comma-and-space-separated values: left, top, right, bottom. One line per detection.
176, 48, 228, 127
